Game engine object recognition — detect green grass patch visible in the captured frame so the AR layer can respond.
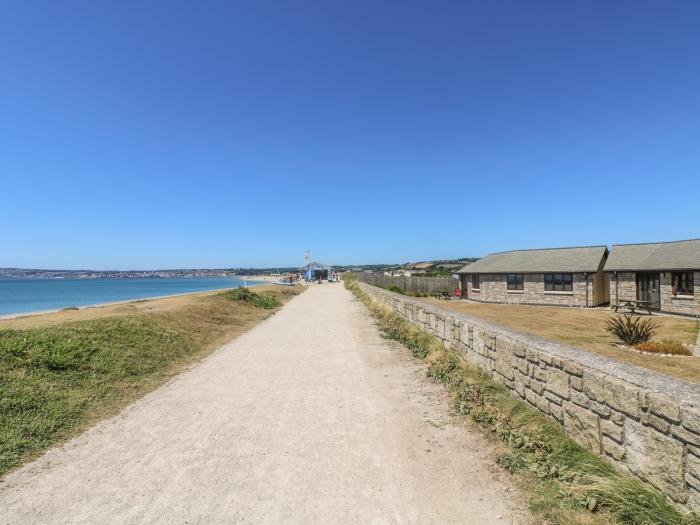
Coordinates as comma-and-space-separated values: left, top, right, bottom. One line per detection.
0, 317, 193, 474
345, 279, 699, 525
217, 287, 281, 309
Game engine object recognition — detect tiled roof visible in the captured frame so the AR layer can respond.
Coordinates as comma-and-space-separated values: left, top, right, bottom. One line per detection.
457, 246, 608, 274
604, 238, 700, 271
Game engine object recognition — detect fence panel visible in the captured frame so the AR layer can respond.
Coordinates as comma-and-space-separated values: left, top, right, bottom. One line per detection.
357, 272, 453, 294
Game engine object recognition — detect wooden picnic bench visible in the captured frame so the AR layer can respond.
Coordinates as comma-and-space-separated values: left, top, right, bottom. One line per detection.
612, 299, 654, 315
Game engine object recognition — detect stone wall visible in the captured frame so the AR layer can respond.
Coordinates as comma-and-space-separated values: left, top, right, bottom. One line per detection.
660, 272, 700, 317
609, 272, 636, 305
359, 282, 700, 510
609, 272, 700, 317
464, 272, 607, 307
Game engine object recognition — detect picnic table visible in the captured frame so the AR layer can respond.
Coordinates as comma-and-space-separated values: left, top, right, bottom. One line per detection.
434, 290, 452, 300
612, 299, 654, 315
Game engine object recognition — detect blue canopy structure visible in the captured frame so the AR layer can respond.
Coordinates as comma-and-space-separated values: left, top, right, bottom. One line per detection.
300, 261, 332, 282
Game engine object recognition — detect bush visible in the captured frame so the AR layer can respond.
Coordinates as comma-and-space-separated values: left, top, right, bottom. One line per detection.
217, 287, 281, 309
634, 340, 691, 356
386, 285, 404, 294
605, 314, 658, 346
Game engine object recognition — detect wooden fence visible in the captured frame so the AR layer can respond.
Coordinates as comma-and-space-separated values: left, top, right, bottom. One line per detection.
357, 272, 455, 295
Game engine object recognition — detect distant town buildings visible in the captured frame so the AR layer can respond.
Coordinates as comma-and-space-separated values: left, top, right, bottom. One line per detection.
0, 268, 236, 279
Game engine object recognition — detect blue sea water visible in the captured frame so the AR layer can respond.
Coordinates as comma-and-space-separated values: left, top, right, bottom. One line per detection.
0, 277, 261, 316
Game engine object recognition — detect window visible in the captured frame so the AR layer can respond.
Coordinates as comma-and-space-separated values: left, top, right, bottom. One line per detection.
507, 273, 524, 290
545, 273, 574, 292
471, 274, 480, 290
672, 272, 694, 296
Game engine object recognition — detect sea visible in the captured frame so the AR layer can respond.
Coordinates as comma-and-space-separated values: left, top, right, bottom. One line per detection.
0, 277, 261, 316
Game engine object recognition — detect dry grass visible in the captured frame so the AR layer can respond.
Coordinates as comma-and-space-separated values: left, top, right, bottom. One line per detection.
634, 340, 692, 356
423, 298, 700, 384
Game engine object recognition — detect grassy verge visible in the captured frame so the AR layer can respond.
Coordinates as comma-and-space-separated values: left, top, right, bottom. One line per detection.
344, 275, 699, 525
0, 284, 303, 476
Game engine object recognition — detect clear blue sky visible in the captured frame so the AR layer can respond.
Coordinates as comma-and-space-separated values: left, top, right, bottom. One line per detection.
1, 1, 698, 269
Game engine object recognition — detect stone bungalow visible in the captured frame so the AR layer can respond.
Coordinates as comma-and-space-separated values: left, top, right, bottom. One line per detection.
456, 245, 609, 307
604, 238, 700, 317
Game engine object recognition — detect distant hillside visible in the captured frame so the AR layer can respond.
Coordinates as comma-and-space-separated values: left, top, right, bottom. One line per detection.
333, 257, 479, 275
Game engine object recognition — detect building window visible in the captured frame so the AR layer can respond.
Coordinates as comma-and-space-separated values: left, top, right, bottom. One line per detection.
471, 274, 480, 290
545, 273, 574, 292
507, 273, 524, 290
672, 272, 694, 296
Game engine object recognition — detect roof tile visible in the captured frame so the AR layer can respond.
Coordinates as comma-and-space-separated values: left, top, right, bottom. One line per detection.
457, 246, 608, 274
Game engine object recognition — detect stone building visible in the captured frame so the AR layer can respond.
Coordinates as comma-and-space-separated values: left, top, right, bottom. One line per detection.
604, 238, 700, 316
456, 245, 609, 307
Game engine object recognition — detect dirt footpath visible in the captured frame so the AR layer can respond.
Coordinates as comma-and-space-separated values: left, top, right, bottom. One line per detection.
0, 284, 526, 524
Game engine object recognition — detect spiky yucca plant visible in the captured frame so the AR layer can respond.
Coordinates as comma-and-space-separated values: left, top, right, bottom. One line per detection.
605, 314, 658, 346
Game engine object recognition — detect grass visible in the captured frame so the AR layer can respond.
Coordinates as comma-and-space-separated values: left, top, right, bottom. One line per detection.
0, 284, 303, 476
344, 275, 699, 525
421, 297, 700, 384
217, 286, 282, 309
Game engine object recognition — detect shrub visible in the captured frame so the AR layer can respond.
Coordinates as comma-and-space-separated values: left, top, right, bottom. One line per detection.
605, 314, 658, 346
634, 340, 691, 356
386, 285, 404, 294
217, 287, 281, 309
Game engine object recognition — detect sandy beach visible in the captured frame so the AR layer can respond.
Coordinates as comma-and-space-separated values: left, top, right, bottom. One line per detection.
0, 282, 294, 329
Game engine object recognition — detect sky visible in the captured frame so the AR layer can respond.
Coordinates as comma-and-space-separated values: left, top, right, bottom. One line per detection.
1, 1, 699, 269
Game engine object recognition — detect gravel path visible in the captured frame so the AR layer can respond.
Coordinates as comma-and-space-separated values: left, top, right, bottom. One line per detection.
0, 284, 526, 524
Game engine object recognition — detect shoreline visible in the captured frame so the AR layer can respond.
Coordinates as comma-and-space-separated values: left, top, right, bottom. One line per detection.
0, 282, 267, 321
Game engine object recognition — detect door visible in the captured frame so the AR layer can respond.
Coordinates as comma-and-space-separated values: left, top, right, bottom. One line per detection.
460, 274, 469, 299
636, 273, 660, 309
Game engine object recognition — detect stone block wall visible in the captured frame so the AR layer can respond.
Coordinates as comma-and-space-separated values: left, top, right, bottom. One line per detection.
464, 272, 607, 307
660, 272, 700, 317
359, 282, 700, 510
609, 271, 636, 305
